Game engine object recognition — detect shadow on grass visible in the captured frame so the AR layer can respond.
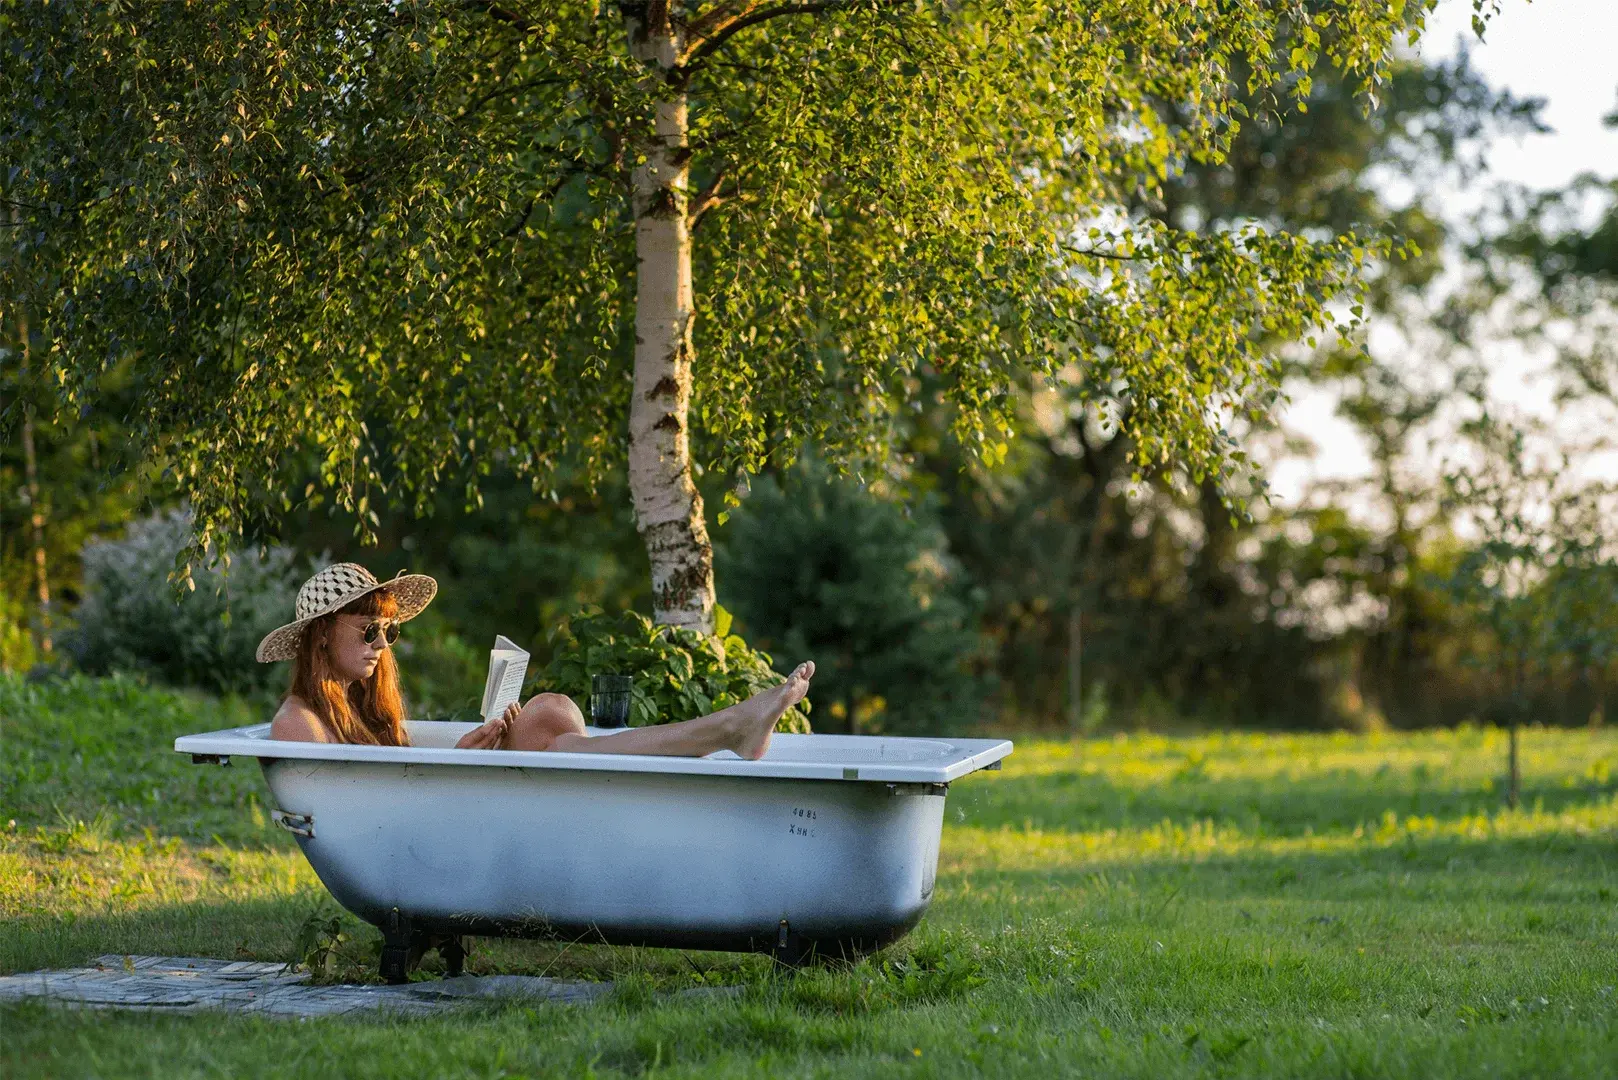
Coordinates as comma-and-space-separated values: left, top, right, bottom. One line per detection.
0, 896, 315, 976
0, 894, 781, 988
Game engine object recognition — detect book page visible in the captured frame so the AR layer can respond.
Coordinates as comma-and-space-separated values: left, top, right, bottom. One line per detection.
481, 635, 530, 720
480, 657, 506, 720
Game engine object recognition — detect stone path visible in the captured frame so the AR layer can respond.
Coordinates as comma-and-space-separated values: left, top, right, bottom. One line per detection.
0, 955, 613, 1017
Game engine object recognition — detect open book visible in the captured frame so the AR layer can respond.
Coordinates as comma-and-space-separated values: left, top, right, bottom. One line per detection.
480, 635, 530, 721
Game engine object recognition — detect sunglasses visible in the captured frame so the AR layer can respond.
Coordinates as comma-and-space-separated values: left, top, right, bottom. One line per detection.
359, 619, 400, 646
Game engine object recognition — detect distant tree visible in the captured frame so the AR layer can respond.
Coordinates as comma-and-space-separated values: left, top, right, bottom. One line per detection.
1495, 92, 1618, 285
0, 334, 153, 670
1489, 92, 1618, 429
3, 0, 1440, 635
914, 43, 1543, 726
1439, 410, 1618, 808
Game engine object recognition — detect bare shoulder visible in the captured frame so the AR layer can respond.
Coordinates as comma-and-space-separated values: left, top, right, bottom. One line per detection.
270, 695, 330, 743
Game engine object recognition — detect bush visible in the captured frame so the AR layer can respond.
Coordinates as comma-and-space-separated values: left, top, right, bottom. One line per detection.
716, 460, 993, 734
0, 587, 41, 674
68, 508, 307, 697
535, 607, 811, 732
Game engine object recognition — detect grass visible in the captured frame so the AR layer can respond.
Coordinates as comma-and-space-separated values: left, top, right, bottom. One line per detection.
3, 672, 1617, 1077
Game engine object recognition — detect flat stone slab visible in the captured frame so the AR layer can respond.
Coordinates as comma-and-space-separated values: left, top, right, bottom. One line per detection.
0, 956, 612, 1017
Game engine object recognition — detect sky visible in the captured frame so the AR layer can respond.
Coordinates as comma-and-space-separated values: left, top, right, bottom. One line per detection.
1422, 0, 1618, 191
1265, 0, 1618, 508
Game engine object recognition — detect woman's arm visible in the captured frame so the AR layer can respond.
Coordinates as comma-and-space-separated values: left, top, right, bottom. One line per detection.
269, 698, 331, 742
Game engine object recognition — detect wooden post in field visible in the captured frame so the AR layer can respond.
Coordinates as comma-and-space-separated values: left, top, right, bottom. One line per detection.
1067, 606, 1082, 732
1507, 722, 1520, 810
1506, 646, 1525, 810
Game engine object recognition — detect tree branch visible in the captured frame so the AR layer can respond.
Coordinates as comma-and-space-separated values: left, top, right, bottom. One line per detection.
683, 2, 761, 54
2, 192, 117, 219
501, 195, 541, 240
460, 0, 543, 33
687, 165, 732, 230
501, 165, 593, 238
682, 0, 884, 70
459, 75, 571, 120
1062, 244, 1136, 262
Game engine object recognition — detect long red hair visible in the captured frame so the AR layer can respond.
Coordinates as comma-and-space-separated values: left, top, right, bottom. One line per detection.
287, 588, 410, 746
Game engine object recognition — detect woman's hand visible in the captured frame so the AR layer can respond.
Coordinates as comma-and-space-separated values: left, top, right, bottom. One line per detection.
454, 711, 509, 750
452, 702, 523, 750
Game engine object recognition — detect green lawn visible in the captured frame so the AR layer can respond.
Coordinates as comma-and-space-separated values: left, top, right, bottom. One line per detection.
3, 673, 1617, 1078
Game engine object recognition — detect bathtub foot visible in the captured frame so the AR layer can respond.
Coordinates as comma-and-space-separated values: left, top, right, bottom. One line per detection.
381, 909, 415, 984
380, 910, 469, 983
440, 936, 467, 977
770, 919, 816, 969
380, 940, 412, 984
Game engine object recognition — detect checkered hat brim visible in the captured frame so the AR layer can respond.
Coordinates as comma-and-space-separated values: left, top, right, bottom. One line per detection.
255, 562, 437, 662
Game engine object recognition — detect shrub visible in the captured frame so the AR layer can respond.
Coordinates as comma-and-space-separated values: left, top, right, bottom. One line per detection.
536, 607, 811, 733
68, 508, 307, 697
716, 460, 993, 734
0, 587, 41, 674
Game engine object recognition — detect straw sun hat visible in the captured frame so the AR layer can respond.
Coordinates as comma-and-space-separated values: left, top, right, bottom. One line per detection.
255, 562, 438, 663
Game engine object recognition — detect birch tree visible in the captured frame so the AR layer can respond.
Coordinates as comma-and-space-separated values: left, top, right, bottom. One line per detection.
2, 0, 1470, 632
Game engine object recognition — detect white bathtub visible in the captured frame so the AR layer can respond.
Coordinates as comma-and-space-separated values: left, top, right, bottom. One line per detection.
176, 721, 1012, 980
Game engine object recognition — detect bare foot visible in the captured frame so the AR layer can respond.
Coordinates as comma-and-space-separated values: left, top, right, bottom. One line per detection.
727, 661, 815, 760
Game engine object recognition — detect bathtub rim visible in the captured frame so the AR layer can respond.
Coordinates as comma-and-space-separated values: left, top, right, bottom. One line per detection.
175, 724, 1012, 785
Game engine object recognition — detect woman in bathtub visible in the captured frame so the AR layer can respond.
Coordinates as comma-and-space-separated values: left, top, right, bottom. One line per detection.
261, 563, 813, 756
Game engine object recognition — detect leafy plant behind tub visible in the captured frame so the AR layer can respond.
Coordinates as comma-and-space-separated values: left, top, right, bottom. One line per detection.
538, 608, 810, 733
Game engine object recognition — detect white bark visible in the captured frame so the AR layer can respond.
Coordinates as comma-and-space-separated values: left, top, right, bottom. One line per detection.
626, 10, 715, 633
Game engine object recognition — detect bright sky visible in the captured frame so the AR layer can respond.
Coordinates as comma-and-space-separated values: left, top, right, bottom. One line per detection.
1266, 0, 1618, 508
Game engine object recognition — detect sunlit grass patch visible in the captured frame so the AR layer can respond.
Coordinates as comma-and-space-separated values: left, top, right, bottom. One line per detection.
0, 673, 278, 846
998, 726, 1618, 788
0, 825, 318, 921
0, 819, 323, 973
942, 795, 1618, 873
954, 725, 1618, 838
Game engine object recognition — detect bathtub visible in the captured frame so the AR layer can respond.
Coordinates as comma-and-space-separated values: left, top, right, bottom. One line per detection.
175, 721, 1012, 981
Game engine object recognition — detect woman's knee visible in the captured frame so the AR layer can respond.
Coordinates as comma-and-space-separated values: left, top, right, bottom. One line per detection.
499, 693, 587, 751
506, 692, 585, 747
527, 692, 585, 730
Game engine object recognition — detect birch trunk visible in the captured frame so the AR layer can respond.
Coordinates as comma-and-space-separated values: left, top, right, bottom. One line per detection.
625, 7, 714, 633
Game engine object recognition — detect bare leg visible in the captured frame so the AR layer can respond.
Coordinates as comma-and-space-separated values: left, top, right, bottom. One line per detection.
506, 662, 815, 760
502, 693, 589, 751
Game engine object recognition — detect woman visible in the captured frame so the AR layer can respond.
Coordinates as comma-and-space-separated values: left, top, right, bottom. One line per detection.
262, 563, 813, 758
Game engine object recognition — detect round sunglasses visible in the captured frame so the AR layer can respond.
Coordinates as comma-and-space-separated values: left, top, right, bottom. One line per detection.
356, 619, 400, 646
